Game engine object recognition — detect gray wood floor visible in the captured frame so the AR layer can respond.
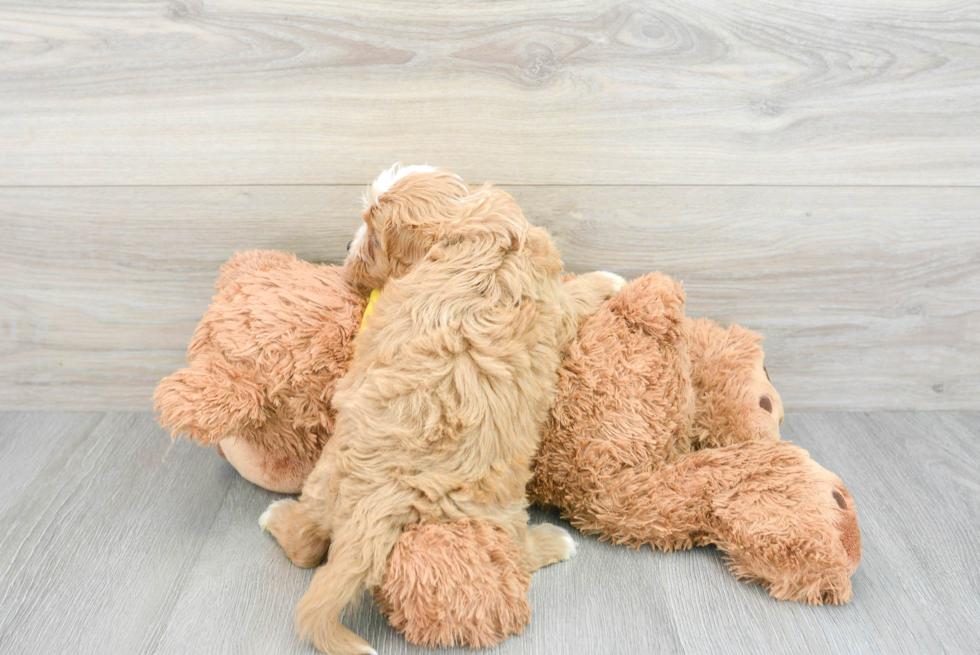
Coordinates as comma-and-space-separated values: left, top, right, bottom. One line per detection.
0, 412, 977, 655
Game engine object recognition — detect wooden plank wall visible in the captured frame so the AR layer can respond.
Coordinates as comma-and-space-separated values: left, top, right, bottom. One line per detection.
1, 1, 978, 411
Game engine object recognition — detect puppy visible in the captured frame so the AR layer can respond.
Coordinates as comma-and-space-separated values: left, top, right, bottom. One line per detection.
261, 164, 624, 654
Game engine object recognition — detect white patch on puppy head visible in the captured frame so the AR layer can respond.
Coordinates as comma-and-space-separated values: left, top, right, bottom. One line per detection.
348, 222, 369, 260
364, 163, 438, 209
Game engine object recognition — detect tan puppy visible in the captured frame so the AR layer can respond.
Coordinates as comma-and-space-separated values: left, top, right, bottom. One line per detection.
260, 165, 623, 655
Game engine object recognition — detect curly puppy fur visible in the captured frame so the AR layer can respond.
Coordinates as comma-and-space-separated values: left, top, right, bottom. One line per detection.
262, 165, 618, 654
154, 251, 364, 492
528, 272, 860, 604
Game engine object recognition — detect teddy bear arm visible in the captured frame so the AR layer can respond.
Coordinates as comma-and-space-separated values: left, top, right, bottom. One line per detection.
153, 361, 268, 446
706, 441, 861, 604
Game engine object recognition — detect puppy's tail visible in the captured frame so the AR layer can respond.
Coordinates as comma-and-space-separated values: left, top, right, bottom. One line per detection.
296, 484, 416, 655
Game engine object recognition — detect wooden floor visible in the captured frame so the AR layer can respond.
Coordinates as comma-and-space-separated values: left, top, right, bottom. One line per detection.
0, 411, 977, 655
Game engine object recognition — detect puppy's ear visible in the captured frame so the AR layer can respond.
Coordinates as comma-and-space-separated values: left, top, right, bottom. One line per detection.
443, 186, 559, 266
367, 170, 469, 277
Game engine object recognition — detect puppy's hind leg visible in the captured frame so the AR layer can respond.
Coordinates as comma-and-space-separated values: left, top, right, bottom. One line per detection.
296, 547, 377, 655
525, 523, 577, 572
260, 498, 330, 568
296, 492, 411, 655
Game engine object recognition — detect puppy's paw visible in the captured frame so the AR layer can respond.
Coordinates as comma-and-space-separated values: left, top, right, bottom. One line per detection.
259, 498, 296, 532
260, 498, 330, 567
596, 270, 627, 294
528, 523, 577, 570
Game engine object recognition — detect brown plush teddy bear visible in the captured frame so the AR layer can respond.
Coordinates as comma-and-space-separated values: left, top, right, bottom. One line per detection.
528, 272, 861, 605
155, 250, 364, 494
155, 250, 861, 649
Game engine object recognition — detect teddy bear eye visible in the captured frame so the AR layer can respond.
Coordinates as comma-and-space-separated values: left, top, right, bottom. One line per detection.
371, 235, 380, 248
832, 490, 847, 509
759, 395, 773, 413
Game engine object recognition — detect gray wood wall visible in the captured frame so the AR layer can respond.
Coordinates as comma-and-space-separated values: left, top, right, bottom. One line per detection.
1, 1, 978, 411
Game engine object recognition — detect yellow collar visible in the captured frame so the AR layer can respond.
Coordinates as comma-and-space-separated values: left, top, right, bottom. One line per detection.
360, 288, 382, 332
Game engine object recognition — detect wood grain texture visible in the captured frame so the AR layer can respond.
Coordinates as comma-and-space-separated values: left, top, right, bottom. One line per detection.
152, 477, 318, 655
824, 412, 980, 654
153, 483, 685, 655
658, 412, 964, 655
2, 185, 977, 411
0, 412, 102, 517
1, 411, 979, 654
0, 1, 978, 185
0, 413, 234, 655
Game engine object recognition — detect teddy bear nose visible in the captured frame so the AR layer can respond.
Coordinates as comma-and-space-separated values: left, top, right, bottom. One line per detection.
759, 395, 773, 413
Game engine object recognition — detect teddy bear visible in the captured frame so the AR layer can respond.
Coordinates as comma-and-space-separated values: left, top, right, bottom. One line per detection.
155, 250, 861, 648
155, 249, 364, 494
527, 272, 861, 606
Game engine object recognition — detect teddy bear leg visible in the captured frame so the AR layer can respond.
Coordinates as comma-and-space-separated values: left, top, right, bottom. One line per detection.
260, 497, 331, 568
551, 461, 715, 552
706, 441, 861, 604
375, 519, 532, 649
543, 441, 860, 604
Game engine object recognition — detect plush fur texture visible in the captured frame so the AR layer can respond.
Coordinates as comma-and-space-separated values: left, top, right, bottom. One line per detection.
528, 272, 860, 603
375, 519, 532, 648
259, 166, 620, 655
154, 251, 364, 492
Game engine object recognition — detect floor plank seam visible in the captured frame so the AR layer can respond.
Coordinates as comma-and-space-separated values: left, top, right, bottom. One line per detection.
141, 472, 237, 655
0, 414, 107, 579
654, 556, 688, 655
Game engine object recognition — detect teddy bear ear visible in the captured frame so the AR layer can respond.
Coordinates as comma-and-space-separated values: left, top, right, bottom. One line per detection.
218, 250, 297, 290
605, 272, 687, 338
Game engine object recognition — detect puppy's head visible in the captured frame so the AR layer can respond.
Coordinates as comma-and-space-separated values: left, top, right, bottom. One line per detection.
345, 164, 470, 293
